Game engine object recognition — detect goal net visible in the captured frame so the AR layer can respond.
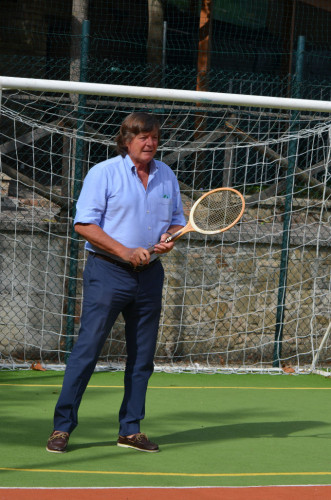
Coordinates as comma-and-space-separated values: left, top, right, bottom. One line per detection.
0, 77, 330, 375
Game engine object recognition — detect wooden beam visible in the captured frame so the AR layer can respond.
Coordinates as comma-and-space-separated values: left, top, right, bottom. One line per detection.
162, 127, 225, 163
0, 126, 54, 155
70, 0, 89, 82
225, 121, 331, 202
0, 120, 72, 209
147, 0, 164, 87
196, 0, 213, 92
298, 0, 331, 13
0, 160, 69, 208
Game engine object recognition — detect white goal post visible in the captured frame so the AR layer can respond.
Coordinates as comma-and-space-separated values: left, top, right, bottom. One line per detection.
0, 76, 330, 375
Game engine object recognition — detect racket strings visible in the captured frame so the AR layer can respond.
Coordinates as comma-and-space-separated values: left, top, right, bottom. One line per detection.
192, 191, 243, 232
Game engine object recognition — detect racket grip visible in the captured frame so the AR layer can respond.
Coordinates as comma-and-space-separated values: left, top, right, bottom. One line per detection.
147, 231, 179, 255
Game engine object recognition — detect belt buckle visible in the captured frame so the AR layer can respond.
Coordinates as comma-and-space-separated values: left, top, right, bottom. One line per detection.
132, 264, 146, 272
132, 258, 158, 272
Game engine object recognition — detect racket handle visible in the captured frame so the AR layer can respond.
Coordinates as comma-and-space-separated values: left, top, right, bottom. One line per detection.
147, 230, 182, 255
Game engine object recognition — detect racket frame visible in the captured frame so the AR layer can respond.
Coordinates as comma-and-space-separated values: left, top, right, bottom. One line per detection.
165, 187, 245, 243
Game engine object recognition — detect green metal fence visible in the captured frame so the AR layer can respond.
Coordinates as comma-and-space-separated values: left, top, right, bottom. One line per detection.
0, 1, 330, 98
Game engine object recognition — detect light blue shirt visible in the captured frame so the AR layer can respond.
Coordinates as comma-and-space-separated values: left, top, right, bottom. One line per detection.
74, 154, 186, 256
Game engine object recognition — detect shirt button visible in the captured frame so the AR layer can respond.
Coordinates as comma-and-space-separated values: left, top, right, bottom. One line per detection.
148, 227, 151, 230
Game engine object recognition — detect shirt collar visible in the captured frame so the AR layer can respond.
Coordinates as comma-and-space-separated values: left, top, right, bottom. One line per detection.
124, 154, 158, 175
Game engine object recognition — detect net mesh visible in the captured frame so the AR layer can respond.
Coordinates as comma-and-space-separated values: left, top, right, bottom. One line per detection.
0, 84, 330, 375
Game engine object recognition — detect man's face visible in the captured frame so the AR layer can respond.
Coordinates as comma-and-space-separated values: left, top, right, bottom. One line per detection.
126, 128, 159, 167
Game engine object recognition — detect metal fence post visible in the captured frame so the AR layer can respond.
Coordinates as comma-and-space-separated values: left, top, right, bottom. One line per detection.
273, 35, 305, 367
65, 19, 90, 361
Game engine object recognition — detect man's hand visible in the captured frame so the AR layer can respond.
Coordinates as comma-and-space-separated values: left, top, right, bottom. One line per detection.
152, 233, 175, 255
75, 224, 151, 267
124, 247, 151, 267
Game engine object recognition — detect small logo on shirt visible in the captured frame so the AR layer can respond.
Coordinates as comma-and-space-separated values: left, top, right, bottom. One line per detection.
162, 194, 170, 199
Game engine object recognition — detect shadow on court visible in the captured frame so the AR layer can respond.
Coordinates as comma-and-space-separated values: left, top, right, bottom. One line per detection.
157, 420, 331, 446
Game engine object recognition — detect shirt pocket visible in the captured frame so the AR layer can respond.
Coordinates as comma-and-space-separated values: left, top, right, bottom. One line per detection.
159, 198, 172, 223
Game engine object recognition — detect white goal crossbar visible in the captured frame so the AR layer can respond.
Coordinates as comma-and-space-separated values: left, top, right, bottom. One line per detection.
1, 76, 331, 113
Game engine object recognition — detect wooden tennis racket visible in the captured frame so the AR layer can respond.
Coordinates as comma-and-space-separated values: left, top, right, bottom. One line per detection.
149, 187, 245, 253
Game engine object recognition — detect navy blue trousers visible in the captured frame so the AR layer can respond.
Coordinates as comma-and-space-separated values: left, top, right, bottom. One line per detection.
53, 253, 164, 436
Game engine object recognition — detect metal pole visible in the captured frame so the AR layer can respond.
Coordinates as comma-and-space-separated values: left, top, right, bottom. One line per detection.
162, 21, 167, 88
273, 36, 305, 367
65, 19, 90, 361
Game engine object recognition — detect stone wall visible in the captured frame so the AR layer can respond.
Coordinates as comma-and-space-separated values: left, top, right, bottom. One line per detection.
108, 214, 331, 367
0, 220, 68, 361
0, 196, 330, 368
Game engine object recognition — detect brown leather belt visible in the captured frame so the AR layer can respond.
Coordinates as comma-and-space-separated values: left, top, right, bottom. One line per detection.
90, 252, 160, 273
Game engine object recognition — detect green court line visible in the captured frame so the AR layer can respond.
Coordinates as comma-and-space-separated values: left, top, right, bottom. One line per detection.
1, 383, 331, 390
1, 467, 331, 478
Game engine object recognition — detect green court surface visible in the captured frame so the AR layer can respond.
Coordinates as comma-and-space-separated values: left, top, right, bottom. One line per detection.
1, 370, 331, 488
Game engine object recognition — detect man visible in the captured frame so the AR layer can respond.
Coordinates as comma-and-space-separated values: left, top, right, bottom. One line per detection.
46, 112, 185, 454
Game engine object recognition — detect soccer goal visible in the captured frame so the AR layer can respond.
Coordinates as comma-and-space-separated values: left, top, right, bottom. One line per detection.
0, 76, 330, 375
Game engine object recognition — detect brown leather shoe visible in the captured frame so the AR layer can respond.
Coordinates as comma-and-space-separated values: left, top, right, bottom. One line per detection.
117, 433, 159, 452
46, 431, 70, 453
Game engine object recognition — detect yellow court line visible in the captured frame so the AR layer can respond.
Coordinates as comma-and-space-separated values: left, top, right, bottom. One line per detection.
1, 467, 331, 478
0, 383, 67, 388
0, 383, 331, 390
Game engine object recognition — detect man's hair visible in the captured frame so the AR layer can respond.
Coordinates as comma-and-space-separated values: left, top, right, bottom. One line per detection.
116, 112, 161, 157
